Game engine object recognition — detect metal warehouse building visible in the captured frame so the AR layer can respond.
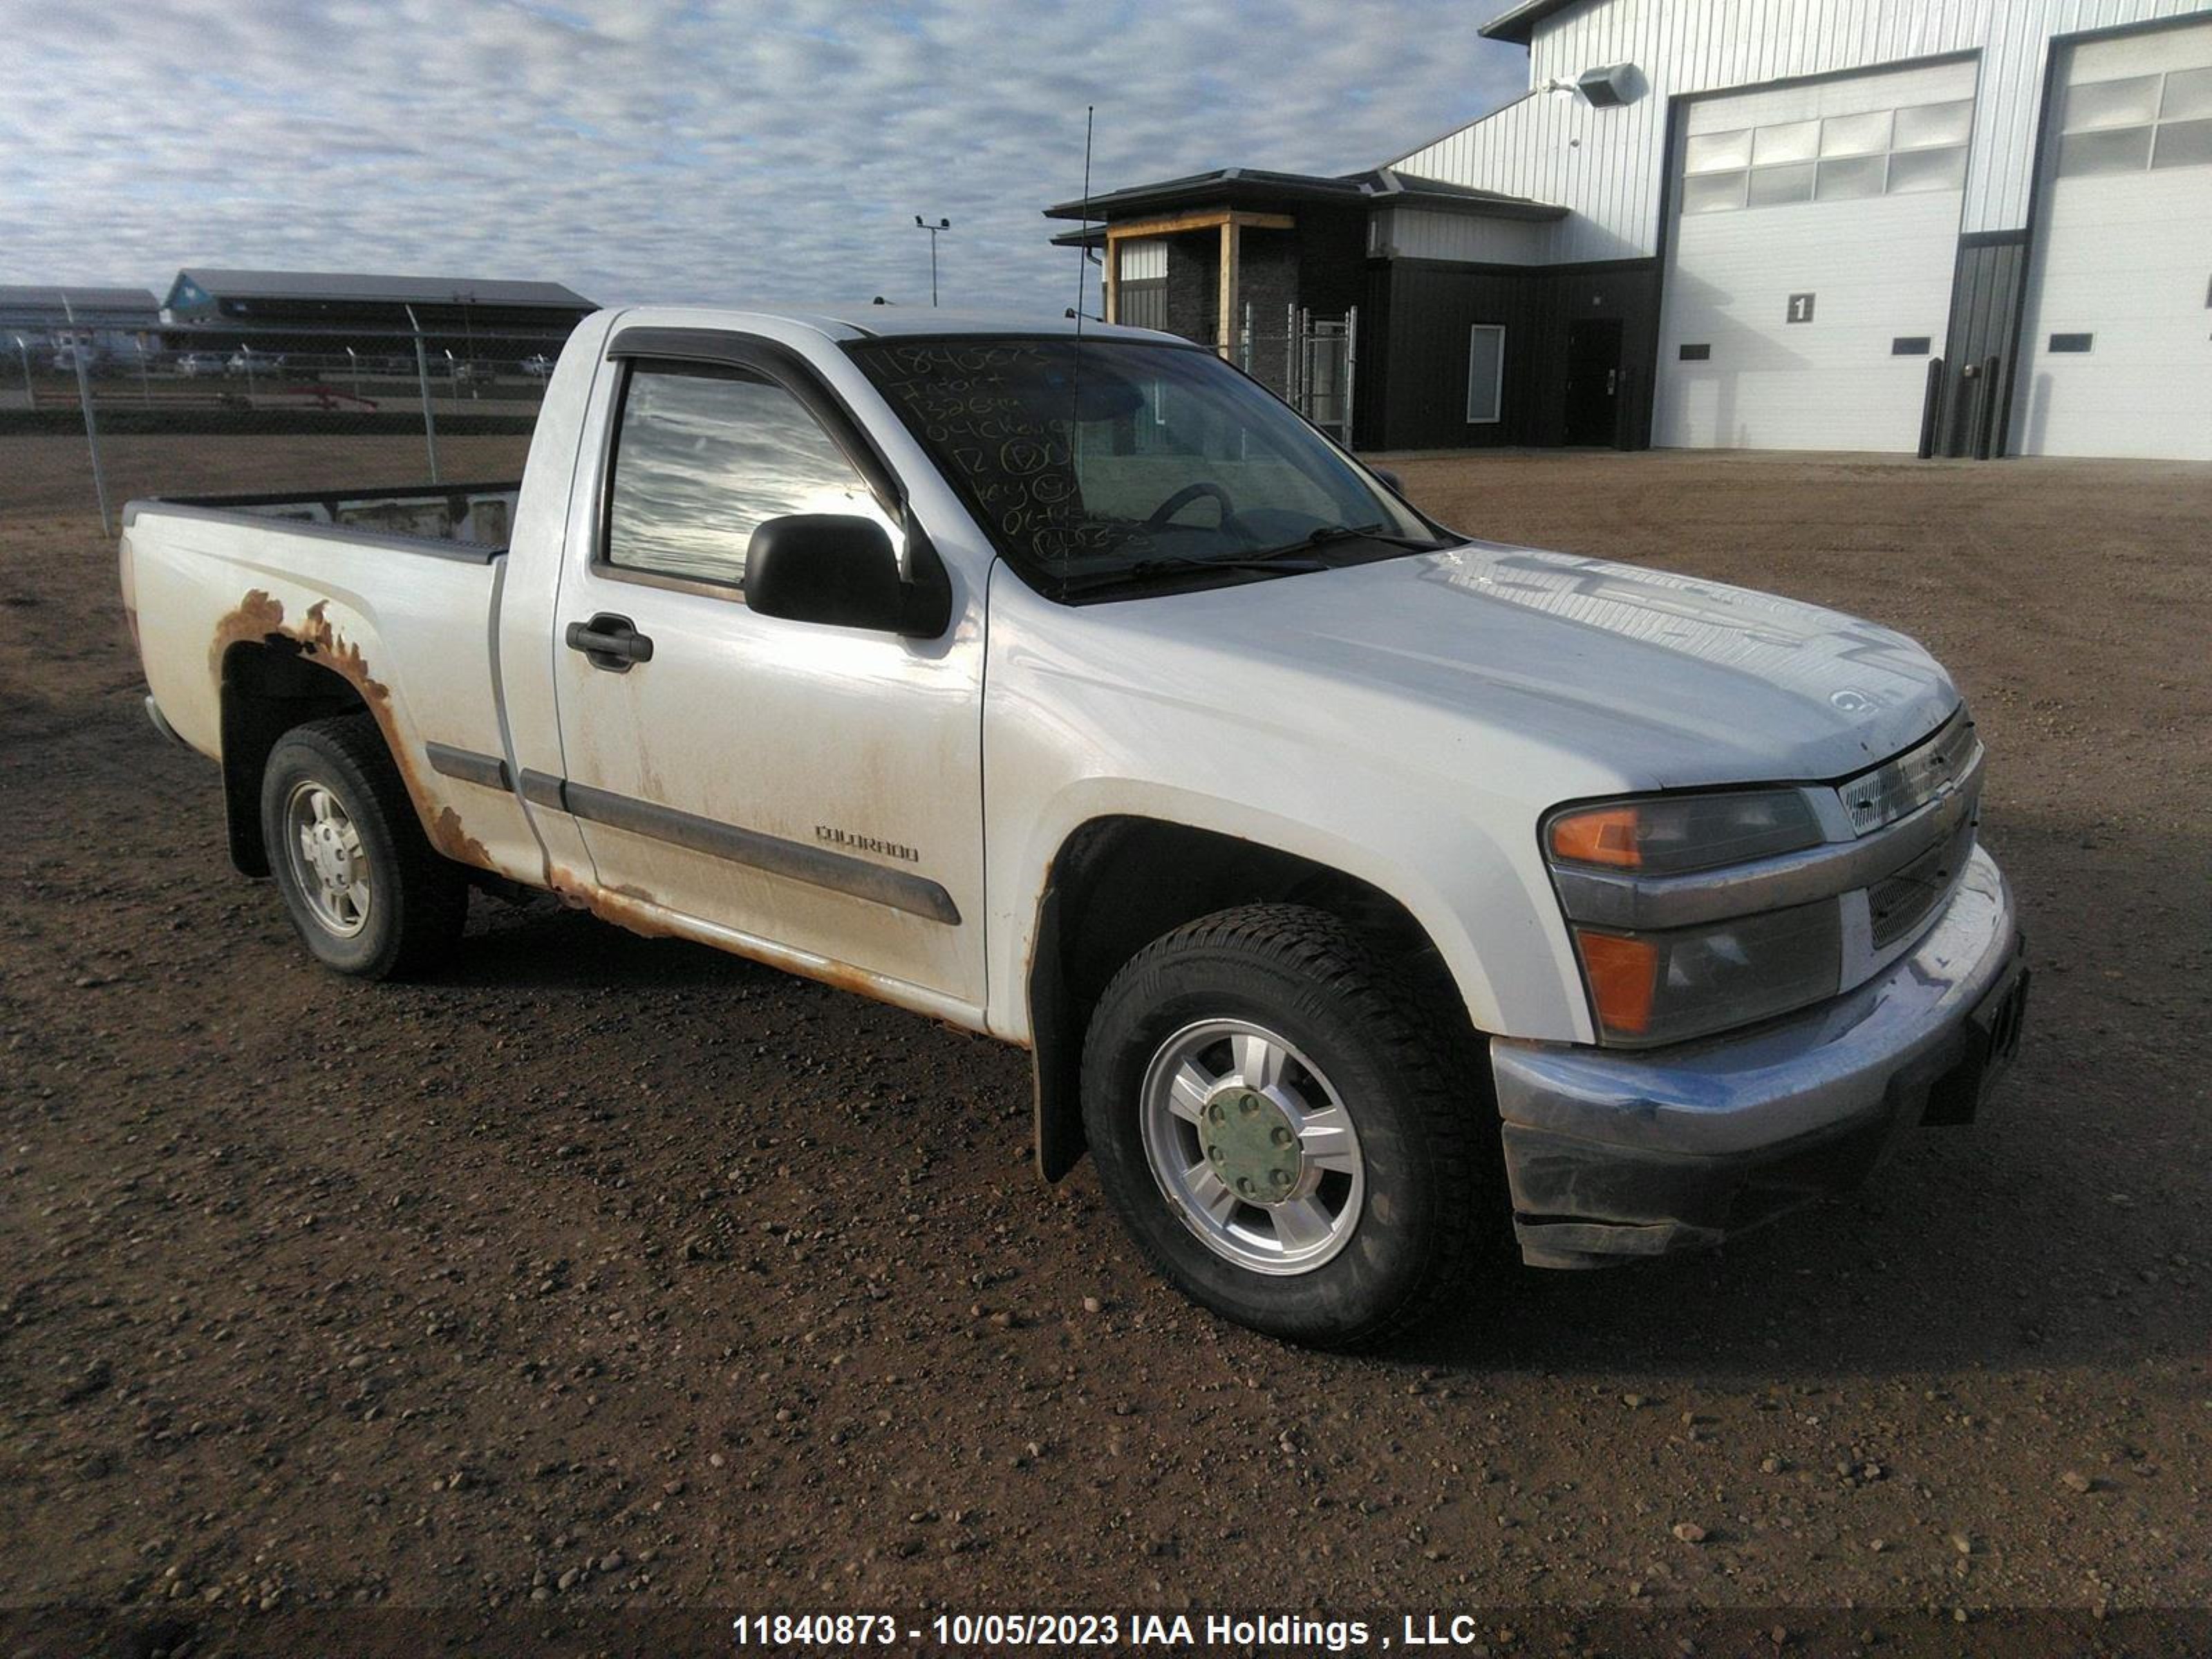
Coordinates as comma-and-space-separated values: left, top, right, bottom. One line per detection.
0, 285, 161, 354
158, 268, 598, 359
1048, 0, 2212, 461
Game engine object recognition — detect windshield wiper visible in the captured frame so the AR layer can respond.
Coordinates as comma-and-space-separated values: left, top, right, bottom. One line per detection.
1263, 523, 1452, 558
1050, 524, 1445, 599
1055, 552, 1330, 599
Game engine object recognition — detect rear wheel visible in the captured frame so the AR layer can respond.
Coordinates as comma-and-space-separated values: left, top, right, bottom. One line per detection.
1080, 904, 1490, 1349
260, 714, 467, 980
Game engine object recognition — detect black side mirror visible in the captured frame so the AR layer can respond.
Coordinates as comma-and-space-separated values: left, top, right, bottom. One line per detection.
745, 514, 948, 637
1369, 465, 1406, 496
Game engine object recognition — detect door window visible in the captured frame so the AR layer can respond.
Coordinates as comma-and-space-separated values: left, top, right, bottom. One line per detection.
604, 362, 894, 589
1684, 97, 1972, 212
2059, 67, 2212, 175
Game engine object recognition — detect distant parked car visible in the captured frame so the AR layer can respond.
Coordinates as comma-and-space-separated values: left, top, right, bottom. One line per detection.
521, 353, 555, 379
226, 351, 285, 377
50, 344, 104, 373
176, 353, 219, 377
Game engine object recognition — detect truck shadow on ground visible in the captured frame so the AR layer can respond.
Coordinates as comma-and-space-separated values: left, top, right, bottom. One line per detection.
1397, 1074, 2203, 1380
427, 884, 2204, 1387
441, 892, 791, 992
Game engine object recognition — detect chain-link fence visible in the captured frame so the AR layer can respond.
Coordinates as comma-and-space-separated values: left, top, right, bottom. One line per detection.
1, 324, 572, 534
1235, 303, 1357, 447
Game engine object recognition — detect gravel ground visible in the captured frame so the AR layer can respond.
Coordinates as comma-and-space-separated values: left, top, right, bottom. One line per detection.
1, 435, 2207, 1653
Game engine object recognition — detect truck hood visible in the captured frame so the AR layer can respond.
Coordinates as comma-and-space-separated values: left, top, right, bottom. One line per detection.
1091, 542, 1960, 790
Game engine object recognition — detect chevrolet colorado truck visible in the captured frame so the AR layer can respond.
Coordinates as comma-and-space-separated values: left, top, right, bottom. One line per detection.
120, 306, 2029, 1349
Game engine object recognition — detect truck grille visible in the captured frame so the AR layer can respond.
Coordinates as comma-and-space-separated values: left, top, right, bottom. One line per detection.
1868, 817, 1977, 950
1839, 708, 1979, 837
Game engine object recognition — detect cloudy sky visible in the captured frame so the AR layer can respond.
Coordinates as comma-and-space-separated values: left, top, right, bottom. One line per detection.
1, 0, 1528, 314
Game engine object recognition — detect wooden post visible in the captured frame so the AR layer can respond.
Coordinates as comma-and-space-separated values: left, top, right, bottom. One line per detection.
1103, 234, 1118, 325
1217, 219, 1240, 358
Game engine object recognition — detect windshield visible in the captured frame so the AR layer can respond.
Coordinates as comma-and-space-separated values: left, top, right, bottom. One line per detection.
845, 336, 1447, 600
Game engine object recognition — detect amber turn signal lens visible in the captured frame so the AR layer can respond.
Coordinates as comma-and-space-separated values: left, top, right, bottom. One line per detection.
1575, 929, 1658, 1037
1550, 805, 1642, 869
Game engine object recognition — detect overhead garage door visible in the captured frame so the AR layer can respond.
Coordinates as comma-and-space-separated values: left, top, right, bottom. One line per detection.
2014, 19, 2212, 462
1655, 59, 1977, 453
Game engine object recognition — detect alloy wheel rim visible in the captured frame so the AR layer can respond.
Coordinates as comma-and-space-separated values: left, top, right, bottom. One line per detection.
283, 780, 371, 938
1138, 1018, 1365, 1275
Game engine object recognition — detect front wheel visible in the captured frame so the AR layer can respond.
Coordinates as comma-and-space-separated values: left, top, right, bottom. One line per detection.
1080, 905, 1492, 1349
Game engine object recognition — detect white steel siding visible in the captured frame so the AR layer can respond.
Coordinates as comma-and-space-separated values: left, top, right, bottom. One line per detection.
1117, 241, 1168, 281
2014, 17, 2212, 458
1398, 0, 2212, 262
1656, 58, 1976, 451
1372, 206, 1551, 263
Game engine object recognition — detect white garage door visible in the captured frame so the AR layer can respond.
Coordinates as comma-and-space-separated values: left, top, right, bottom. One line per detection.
1656, 60, 1977, 453
2014, 20, 2212, 462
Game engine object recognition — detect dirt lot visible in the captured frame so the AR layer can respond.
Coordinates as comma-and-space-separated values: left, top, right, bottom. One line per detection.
2, 434, 2208, 1651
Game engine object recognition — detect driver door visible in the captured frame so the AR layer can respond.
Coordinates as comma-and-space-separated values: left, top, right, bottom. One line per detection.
548, 333, 986, 1016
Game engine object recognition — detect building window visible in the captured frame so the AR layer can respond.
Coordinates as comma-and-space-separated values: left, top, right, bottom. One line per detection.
1466, 324, 1505, 424
1678, 342, 1712, 361
1892, 336, 1933, 355
1816, 153, 1888, 200
1748, 160, 1815, 207
2059, 66, 2212, 176
1888, 144, 1970, 193
2048, 332, 2094, 353
1117, 239, 1168, 282
1114, 238, 1170, 332
1683, 97, 1971, 213
605, 363, 893, 590
1681, 169, 1747, 213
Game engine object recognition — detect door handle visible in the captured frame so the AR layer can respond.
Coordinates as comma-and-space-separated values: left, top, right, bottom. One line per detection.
565, 612, 655, 672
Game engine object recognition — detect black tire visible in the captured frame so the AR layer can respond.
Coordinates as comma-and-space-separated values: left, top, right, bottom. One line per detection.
259, 714, 467, 980
1080, 903, 1492, 1350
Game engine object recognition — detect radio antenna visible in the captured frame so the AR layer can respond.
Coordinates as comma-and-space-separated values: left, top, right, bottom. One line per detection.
1065, 104, 1096, 513
1072, 104, 1095, 330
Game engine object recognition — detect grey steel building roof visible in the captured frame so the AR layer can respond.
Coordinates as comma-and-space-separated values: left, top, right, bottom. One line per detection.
1043, 165, 1563, 231
1478, 0, 1587, 44
164, 269, 596, 310
0, 285, 161, 321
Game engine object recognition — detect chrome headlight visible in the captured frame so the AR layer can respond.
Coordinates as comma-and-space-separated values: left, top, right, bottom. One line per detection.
1544, 791, 1838, 1047
1546, 789, 1822, 875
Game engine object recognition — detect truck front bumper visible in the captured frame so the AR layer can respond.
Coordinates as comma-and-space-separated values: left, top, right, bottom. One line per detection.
1490, 845, 2027, 1268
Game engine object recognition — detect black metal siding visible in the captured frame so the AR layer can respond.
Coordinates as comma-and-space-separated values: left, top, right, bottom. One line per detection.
1295, 206, 1372, 319
1374, 261, 1541, 449
1372, 258, 1662, 450
1355, 263, 1394, 449
1530, 261, 1663, 450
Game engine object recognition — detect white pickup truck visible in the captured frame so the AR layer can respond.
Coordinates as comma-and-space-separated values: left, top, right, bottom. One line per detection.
121, 306, 2028, 1349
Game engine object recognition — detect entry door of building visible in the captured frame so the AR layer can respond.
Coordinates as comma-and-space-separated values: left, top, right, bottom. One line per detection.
1564, 317, 1623, 445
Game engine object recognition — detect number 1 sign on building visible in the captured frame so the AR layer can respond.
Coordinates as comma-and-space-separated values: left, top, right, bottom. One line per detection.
1786, 293, 1817, 324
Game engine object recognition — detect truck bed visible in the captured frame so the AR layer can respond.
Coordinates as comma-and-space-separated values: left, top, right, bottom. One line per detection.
123, 479, 541, 890
129, 480, 523, 561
